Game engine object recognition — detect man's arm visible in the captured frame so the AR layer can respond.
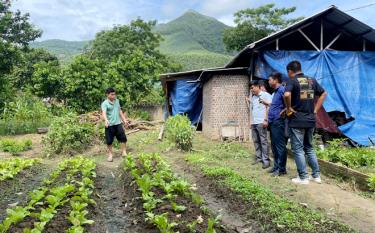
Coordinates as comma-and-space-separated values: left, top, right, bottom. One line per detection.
314, 91, 327, 114
120, 109, 129, 125
284, 91, 296, 115
102, 110, 109, 128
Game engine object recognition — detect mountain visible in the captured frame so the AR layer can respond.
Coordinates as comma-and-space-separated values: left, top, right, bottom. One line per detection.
30, 10, 233, 70
154, 10, 233, 69
30, 39, 90, 63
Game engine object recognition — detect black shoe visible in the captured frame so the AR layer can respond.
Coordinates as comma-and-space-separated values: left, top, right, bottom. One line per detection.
279, 171, 287, 176
262, 163, 270, 169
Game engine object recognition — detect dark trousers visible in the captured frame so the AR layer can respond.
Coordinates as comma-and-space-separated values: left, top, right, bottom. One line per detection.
270, 119, 288, 173
251, 124, 270, 165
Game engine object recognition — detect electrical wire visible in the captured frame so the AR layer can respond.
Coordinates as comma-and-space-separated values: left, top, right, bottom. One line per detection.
345, 2, 375, 12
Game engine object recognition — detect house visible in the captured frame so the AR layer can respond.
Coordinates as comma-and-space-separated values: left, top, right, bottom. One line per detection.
160, 6, 375, 145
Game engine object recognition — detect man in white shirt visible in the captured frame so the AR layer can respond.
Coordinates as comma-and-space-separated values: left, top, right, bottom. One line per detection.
247, 81, 272, 169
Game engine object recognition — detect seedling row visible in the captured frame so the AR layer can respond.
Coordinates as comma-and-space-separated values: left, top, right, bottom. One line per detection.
124, 153, 225, 233
0, 156, 96, 233
0, 158, 39, 181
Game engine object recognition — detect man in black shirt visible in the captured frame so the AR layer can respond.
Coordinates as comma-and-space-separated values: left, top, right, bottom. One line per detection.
284, 61, 327, 185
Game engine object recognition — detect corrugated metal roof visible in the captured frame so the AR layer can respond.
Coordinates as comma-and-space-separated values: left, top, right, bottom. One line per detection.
160, 67, 247, 81
226, 5, 375, 67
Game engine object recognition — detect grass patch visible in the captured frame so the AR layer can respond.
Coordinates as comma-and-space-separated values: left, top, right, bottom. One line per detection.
201, 166, 353, 233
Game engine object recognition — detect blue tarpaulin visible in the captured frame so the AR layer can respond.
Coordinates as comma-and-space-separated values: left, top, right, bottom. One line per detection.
255, 50, 375, 146
169, 79, 202, 124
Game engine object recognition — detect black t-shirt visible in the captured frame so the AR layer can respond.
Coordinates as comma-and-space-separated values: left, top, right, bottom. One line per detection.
285, 73, 325, 128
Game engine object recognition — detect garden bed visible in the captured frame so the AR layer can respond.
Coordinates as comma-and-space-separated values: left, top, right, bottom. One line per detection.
0, 156, 96, 233
123, 153, 234, 233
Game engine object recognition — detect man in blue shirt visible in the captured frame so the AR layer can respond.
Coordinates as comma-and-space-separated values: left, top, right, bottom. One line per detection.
268, 73, 288, 177
247, 81, 272, 169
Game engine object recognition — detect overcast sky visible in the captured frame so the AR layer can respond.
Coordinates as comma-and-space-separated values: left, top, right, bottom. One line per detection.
11, 0, 375, 41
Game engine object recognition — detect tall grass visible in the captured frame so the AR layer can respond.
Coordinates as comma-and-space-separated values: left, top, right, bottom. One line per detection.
0, 94, 53, 135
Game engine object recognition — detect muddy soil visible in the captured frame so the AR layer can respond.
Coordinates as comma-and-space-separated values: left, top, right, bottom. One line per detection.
0, 164, 51, 222
87, 159, 156, 233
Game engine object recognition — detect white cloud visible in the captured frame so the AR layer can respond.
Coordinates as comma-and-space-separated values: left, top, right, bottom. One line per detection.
10, 0, 375, 41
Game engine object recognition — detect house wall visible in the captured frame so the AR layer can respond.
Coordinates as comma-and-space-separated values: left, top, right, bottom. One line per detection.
202, 74, 250, 140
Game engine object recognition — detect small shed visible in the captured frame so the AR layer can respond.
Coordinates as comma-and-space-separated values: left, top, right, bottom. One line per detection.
160, 67, 251, 140
161, 5, 375, 145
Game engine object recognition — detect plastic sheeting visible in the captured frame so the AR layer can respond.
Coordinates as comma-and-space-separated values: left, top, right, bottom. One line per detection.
168, 79, 202, 124
255, 50, 375, 146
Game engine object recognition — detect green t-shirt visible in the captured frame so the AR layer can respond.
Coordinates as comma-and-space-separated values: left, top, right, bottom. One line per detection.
101, 99, 122, 126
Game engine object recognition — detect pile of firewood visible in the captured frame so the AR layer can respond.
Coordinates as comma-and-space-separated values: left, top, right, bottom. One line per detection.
79, 111, 162, 131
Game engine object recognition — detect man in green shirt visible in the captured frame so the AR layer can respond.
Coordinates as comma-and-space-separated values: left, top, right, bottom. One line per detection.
101, 87, 129, 162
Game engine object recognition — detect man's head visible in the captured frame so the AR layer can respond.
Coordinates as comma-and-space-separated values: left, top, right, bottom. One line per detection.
268, 72, 282, 89
286, 60, 302, 78
106, 87, 116, 101
258, 80, 267, 91
250, 81, 261, 95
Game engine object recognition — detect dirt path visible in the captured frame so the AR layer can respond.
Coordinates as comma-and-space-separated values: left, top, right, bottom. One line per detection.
87, 155, 155, 233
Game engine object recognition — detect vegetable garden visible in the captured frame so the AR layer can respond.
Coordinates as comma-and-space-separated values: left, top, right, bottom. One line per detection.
0, 114, 374, 233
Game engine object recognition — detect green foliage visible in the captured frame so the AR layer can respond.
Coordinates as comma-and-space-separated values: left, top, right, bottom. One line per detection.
316, 139, 375, 169
61, 55, 107, 112
202, 166, 352, 232
368, 174, 375, 192
0, 158, 38, 181
42, 113, 95, 156
0, 138, 32, 155
0, 0, 42, 110
31, 60, 62, 98
165, 115, 195, 151
9, 48, 58, 89
0, 156, 96, 232
0, 93, 52, 135
124, 153, 218, 232
127, 109, 151, 121
166, 50, 232, 71
155, 10, 230, 55
30, 39, 90, 64
223, 3, 303, 51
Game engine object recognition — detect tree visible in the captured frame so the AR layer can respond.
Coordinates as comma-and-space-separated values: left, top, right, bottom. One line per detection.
60, 55, 108, 113
223, 4, 303, 51
89, 19, 162, 61
0, 0, 42, 109
10, 48, 58, 89
106, 49, 164, 107
31, 60, 62, 98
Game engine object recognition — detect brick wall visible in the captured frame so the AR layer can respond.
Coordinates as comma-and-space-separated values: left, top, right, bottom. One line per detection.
202, 74, 250, 140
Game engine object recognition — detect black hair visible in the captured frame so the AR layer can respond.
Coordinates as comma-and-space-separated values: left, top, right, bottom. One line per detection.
286, 60, 302, 73
269, 72, 283, 84
250, 80, 260, 87
105, 87, 116, 94
258, 80, 266, 87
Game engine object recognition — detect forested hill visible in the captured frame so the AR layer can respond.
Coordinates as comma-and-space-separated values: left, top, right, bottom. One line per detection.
30, 10, 233, 70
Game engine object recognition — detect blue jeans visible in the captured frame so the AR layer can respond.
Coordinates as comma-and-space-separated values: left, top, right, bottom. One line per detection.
289, 127, 320, 179
270, 119, 288, 173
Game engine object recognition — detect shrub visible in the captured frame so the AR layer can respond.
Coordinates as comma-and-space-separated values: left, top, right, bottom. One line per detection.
0, 93, 52, 135
42, 113, 95, 156
165, 115, 195, 151
369, 174, 375, 192
127, 109, 151, 121
0, 138, 33, 155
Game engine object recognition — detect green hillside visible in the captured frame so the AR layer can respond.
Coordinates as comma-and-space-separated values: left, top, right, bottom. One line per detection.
30, 10, 233, 70
155, 10, 233, 70
30, 39, 90, 63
